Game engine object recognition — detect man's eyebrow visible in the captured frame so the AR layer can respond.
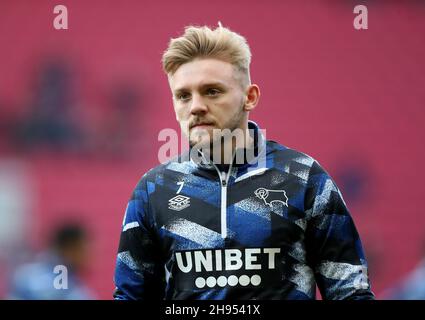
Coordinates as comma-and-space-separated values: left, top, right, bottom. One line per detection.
173, 82, 228, 94
173, 88, 189, 95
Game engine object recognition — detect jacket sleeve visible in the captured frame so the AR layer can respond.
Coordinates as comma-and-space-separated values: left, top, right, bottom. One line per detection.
113, 175, 165, 300
304, 161, 375, 300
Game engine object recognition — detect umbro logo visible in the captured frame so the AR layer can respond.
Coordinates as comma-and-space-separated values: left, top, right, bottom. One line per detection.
254, 187, 288, 208
168, 195, 191, 211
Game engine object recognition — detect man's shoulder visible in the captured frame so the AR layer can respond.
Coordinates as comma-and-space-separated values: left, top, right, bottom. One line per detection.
135, 153, 192, 185
265, 140, 332, 184
266, 140, 319, 169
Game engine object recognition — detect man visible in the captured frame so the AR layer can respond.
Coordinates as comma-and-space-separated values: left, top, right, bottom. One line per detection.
113, 24, 374, 300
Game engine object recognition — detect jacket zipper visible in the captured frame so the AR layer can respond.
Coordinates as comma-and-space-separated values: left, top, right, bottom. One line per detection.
213, 162, 234, 239
199, 150, 235, 239
220, 171, 228, 239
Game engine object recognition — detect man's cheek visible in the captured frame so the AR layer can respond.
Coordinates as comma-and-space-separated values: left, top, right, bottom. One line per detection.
179, 120, 190, 136
174, 108, 186, 123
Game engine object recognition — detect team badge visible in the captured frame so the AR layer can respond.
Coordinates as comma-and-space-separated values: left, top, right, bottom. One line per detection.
254, 187, 288, 208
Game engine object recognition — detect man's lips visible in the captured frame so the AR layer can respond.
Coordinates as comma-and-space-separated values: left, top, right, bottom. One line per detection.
190, 123, 214, 129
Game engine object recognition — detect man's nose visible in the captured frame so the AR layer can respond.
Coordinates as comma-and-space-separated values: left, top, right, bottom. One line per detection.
190, 94, 208, 115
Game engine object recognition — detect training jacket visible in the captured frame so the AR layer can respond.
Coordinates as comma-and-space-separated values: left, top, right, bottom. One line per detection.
113, 121, 374, 300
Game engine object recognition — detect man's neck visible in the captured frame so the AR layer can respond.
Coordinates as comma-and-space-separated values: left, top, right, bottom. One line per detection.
190, 121, 260, 168
215, 124, 256, 166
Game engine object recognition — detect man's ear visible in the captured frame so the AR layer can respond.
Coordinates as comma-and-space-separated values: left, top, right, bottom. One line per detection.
243, 84, 260, 112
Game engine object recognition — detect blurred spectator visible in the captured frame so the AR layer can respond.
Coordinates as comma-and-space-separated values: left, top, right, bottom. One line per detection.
15, 57, 84, 153
333, 154, 374, 208
99, 81, 141, 157
381, 238, 425, 299
8, 222, 95, 300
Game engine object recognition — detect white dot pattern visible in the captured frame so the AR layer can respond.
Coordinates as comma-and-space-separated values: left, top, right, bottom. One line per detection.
194, 275, 262, 288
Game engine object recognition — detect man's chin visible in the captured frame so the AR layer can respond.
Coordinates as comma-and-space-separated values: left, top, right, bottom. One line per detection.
189, 137, 211, 149
189, 129, 212, 148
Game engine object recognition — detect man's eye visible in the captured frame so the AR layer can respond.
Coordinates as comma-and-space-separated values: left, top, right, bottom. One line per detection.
206, 88, 221, 96
177, 93, 190, 101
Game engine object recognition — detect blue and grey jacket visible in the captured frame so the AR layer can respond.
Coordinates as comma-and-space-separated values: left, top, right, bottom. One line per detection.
113, 121, 374, 300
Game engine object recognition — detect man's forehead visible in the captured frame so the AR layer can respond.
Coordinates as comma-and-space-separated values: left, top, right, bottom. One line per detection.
168, 59, 237, 90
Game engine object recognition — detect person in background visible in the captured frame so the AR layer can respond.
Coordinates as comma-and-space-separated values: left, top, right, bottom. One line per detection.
382, 238, 425, 300
8, 222, 95, 300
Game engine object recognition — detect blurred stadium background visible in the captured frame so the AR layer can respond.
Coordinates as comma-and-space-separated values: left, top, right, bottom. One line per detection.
0, 0, 424, 299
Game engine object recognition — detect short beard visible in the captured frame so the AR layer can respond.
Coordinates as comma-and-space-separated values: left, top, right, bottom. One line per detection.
189, 101, 245, 149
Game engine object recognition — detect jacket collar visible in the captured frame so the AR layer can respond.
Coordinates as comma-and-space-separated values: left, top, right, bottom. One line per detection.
187, 120, 267, 172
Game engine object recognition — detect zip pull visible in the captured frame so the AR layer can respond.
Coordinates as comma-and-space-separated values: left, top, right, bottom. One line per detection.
221, 172, 227, 187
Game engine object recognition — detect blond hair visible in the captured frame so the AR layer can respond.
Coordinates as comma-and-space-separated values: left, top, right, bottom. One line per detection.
162, 24, 252, 83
